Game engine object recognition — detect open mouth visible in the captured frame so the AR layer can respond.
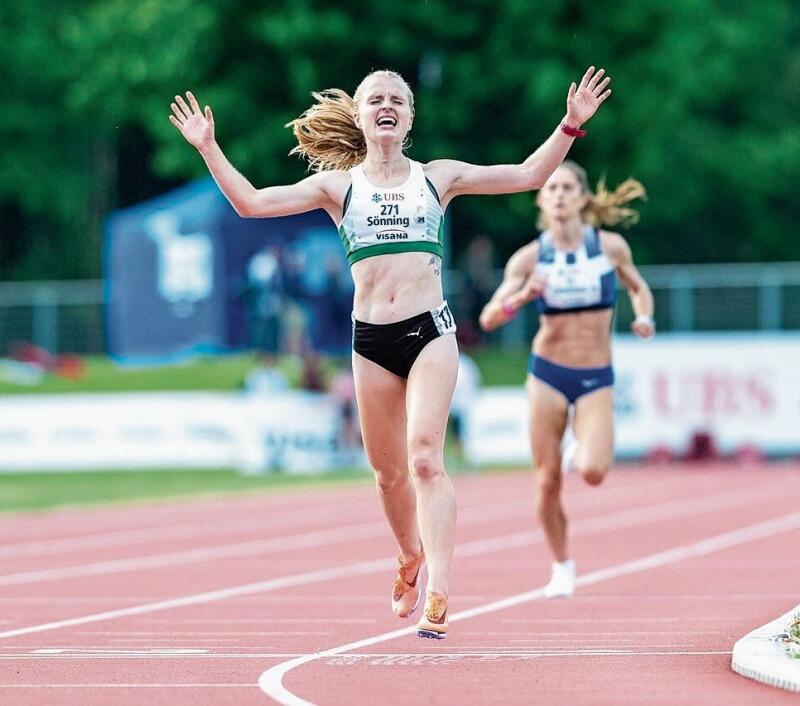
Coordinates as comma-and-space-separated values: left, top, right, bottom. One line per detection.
376, 116, 397, 128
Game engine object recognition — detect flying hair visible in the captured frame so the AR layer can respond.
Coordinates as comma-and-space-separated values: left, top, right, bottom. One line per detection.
286, 70, 415, 173
538, 160, 647, 230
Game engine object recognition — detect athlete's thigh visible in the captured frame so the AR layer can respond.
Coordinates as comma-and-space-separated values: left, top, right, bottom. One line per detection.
405, 335, 459, 453
526, 375, 569, 471
352, 352, 408, 470
572, 386, 614, 470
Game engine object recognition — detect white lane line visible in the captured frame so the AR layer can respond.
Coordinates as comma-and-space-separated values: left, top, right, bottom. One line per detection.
0, 482, 771, 588
0, 556, 394, 640
0, 470, 774, 557
0, 683, 259, 688
0, 502, 379, 559
0, 495, 525, 561
501, 617, 744, 623
0, 522, 387, 587
0, 499, 524, 587
257, 510, 800, 706
0, 650, 734, 663
323, 650, 736, 661
77, 631, 330, 636
0, 487, 785, 638
141, 618, 378, 624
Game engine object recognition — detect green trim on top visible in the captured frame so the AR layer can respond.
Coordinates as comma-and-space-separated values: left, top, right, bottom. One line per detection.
347, 240, 444, 266
338, 225, 353, 257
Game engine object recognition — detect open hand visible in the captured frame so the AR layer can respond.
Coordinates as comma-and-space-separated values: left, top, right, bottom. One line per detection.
169, 91, 215, 151
566, 67, 611, 127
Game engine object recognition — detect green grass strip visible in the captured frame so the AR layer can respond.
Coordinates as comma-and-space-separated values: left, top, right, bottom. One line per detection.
0, 468, 373, 514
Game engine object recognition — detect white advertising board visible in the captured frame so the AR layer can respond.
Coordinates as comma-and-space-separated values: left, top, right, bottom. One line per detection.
0, 391, 341, 474
2, 334, 797, 472
465, 334, 800, 465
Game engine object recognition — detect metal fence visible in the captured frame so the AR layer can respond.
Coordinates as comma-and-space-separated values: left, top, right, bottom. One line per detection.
2, 262, 800, 355
0, 280, 105, 355
446, 261, 800, 347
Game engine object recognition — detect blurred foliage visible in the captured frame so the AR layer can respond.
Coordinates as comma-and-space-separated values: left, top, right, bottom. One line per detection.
1, 0, 798, 280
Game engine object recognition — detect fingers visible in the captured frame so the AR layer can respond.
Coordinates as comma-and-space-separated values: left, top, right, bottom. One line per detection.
578, 66, 595, 90
170, 101, 187, 124
175, 93, 193, 118
593, 75, 611, 96
597, 88, 612, 104
186, 91, 202, 114
587, 68, 605, 91
205, 105, 214, 124
568, 82, 576, 100
170, 91, 208, 128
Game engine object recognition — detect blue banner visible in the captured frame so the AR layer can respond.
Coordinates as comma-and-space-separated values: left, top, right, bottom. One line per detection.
105, 179, 352, 362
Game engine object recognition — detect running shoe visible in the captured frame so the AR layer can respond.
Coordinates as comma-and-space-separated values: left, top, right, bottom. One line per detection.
543, 558, 576, 598
416, 591, 448, 639
391, 548, 425, 618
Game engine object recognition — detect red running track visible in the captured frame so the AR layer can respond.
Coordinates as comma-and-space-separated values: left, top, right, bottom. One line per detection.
0, 463, 798, 705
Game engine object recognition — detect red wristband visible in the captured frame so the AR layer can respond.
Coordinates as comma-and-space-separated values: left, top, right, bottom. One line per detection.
501, 299, 517, 319
560, 122, 587, 138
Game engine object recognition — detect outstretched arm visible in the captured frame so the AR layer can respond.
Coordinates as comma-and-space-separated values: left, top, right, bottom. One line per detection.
169, 92, 338, 219
479, 242, 543, 332
428, 67, 612, 205
602, 232, 655, 339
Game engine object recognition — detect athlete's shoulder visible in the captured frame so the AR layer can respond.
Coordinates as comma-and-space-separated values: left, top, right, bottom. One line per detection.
505, 238, 539, 273
307, 168, 351, 187
598, 230, 632, 263
314, 168, 353, 201
317, 168, 353, 185
422, 158, 464, 174
421, 159, 464, 191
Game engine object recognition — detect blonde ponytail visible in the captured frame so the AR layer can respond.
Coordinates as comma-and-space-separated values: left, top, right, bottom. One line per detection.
586, 177, 647, 228
537, 161, 646, 230
285, 89, 366, 172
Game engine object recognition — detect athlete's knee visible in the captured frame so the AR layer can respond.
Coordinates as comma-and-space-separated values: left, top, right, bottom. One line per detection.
408, 442, 444, 483
374, 470, 410, 495
370, 460, 409, 494
577, 463, 609, 486
536, 469, 561, 504
582, 469, 605, 486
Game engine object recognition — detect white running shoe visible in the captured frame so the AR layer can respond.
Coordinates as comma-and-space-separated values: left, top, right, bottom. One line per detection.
543, 559, 576, 598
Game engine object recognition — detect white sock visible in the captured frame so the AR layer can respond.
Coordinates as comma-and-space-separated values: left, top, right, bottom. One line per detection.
544, 558, 576, 598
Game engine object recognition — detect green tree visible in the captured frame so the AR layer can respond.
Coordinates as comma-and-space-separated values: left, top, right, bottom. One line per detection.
2, 0, 798, 280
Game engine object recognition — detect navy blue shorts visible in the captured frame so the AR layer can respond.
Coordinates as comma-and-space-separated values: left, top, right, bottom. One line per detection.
353, 302, 456, 379
528, 354, 614, 404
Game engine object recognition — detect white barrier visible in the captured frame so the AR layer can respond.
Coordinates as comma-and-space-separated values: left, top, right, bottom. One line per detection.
0, 391, 342, 474
2, 334, 798, 472
465, 333, 800, 465
732, 605, 800, 692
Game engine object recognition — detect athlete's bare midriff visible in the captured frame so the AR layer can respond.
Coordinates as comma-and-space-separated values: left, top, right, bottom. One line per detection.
532, 308, 613, 367
351, 252, 444, 323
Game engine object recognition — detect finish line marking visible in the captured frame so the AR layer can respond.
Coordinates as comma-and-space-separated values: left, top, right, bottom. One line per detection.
258, 511, 800, 706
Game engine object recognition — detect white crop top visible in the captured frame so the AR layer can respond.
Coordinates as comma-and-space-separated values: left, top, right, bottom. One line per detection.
535, 226, 617, 315
337, 159, 444, 266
